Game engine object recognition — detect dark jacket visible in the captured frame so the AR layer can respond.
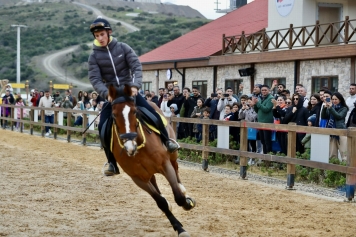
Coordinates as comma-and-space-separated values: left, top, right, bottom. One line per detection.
347, 108, 356, 127
88, 37, 142, 99
283, 97, 309, 126
167, 93, 184, 115
184, 95, 202, 118
272, 105, 287, 121
151, 95, 159, 106
321, 105, 348, 129
308, 101, 322, 126
204, 97, 219, 119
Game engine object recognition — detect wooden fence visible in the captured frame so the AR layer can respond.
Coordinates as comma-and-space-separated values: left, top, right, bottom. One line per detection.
1, 104, 356, 200
223, 16, 356, 54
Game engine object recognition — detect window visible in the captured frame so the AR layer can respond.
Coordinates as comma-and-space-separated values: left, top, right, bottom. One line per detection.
141, 82, 152, 92
192, 81, 207, 99
225, 79, 243, 93
312, 76, 338, 94
264, 78, 286, 95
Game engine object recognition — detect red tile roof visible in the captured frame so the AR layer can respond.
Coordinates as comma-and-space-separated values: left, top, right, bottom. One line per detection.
139, 0, 268, 63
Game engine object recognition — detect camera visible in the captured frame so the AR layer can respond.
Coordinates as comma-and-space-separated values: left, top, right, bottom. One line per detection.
223, 93, 229, 97
163, 94, 167, 99
325, 97, 331, 103
211, 93, 218, 97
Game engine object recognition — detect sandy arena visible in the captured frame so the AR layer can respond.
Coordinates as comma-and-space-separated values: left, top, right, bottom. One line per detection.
1, 130, 356, 237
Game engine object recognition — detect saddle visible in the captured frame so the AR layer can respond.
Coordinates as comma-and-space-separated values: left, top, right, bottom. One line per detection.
100, 106, 167, 148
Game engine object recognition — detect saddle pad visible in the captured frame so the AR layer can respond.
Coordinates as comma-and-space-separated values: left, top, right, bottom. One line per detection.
144, 112, 168, 135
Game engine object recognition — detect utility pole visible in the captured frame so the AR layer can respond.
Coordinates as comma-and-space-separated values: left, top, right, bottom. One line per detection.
11, 24, 27, 94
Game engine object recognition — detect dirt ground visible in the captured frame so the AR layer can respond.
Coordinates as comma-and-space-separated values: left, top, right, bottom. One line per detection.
1, 130, 356, 237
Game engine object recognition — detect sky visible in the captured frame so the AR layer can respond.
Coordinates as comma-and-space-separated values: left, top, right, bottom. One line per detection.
164, 0, 254, 20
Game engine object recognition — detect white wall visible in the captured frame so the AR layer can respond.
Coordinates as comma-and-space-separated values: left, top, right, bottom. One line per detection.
267, 0, 304, 31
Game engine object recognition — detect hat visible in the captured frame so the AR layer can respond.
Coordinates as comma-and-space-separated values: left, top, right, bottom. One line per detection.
307, 115, 316, 126
31, 89, 35, 93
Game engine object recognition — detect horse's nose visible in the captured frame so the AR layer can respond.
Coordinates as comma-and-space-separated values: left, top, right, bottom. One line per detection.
124, 140, 137, 156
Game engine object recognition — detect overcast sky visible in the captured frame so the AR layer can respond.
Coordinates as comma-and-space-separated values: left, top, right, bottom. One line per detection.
164, 0, 254, 20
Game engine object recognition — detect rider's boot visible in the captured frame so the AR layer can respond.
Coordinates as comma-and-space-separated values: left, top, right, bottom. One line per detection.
103, 147, 120, 176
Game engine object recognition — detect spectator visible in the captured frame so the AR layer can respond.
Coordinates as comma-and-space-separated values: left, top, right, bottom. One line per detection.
295, 83, 303, 94
30, 89, 40, 107
161, 93, 172, 117
230, 102, 241, 146
167, 83, 174, 92
65, 89, 73, 102
190, 98, 205, 141
280, 89, 291, 99
167, 86, 185, 115
239, 95, 258, 154
169, 103, 179, 137
345, 83, 356, 123
283, 93, 309, 153
346, 101, 356, 127
1, 89, 15, 129
73, 101, 84, 126
37, 91, 44, 107
285, 97, 292, 108
184, 87, 202, 137
236, 83, 244, 100
145, 93, 153, 102
77, 91, 83, 102
83, 91, 90, 104
307, 94, 322, 125
157, 88, 165, 107
272, 95, 288, 155
301, 115, 317, 155
39, 90, 54, 137
298, 87, 309, 107
204, 89, 222, 120
251, 85, 274, 154
151, 91, 159, 106
15, 97, 25, 131
61, 96, 73, 119
321, 92, 348, 161
252, 84, 262, 99
217, 87, 237, 120
222, 104, 234, 121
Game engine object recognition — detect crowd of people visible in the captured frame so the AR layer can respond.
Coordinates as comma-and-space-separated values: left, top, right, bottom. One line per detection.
2, 80, 356, 162
142, 81, 356, 163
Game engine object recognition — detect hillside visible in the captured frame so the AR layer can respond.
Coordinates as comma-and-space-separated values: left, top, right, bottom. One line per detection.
0, 1, 209, 90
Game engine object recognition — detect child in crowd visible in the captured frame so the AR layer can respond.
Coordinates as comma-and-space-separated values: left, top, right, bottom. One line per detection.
223, 104, 234, 121
191, 98, 205, 141
301, 114, 316, 155
15, 97, 24, 131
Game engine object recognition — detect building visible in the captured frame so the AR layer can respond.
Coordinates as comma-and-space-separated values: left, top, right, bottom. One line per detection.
139, 0, 356, 98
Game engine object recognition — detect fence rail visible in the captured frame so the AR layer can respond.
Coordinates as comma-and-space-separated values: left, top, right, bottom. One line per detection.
1, 104, 356, 200
222, 16, 356, 54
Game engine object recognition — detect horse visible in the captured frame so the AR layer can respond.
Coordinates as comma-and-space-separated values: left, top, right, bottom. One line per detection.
108, 84, 196, 237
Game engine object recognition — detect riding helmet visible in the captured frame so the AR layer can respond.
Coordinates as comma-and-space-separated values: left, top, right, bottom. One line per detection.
89, 16, 112, 33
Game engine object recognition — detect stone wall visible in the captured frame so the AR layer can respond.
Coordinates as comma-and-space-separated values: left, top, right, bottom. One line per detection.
216, 64, 251, 94
300, 58, 351, 98
185, 67, 214, 93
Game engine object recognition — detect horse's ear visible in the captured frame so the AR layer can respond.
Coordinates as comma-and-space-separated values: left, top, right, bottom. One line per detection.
124, 84, 132, 96
108, 85, 116, 99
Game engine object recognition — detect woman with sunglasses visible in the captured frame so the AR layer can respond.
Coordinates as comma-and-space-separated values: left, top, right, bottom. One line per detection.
307, 94, 322, 126
272, 95, 288, 155
88, 17, 179, 176
284, 93, 309, 153
321, 92, 348, 161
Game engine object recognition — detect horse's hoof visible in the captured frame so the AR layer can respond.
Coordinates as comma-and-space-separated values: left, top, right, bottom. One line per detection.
182, 196, 196, 211
178, 231, 190, 237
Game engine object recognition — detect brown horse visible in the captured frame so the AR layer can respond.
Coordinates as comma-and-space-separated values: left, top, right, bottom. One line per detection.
108, 84, 196, 237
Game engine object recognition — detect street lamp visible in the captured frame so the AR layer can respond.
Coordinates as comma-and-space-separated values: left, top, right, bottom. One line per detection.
11, 24, 27, 94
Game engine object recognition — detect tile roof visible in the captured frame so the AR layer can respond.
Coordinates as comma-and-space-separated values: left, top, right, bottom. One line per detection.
139, 0, 268, 64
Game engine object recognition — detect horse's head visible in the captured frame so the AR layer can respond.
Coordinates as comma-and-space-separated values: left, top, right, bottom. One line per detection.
109, 84, 138, 156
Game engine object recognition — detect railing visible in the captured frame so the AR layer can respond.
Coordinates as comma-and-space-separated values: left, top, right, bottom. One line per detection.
1, 104, 356, 200
222, 16, 356, 54
0, 104, 99, 144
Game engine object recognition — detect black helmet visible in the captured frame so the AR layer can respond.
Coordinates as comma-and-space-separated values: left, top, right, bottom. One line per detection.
90, 16, 112, 33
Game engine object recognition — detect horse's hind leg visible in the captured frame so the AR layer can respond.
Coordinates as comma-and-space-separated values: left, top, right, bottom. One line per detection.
150, 175, 172, 211
163, 161, 196, 212
131, 177, 189, 237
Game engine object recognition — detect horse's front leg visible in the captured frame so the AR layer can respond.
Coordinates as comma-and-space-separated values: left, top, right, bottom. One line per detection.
163, 162, 196, 212
130, 177, 189, 237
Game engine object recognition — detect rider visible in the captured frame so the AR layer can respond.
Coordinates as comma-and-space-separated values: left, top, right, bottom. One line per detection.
88, 16, 180, 176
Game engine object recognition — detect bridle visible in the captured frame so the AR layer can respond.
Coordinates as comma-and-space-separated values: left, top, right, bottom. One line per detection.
110, 94, 146, 154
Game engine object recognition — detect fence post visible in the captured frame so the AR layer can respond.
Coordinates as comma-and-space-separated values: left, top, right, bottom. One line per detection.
82, 114, 88, 145
346, 130, 356, 201
222, 34, 226, 55
171, 120, 177, 139
202, 123, 209, 171
239, 124, 248, 179
10, 107, 14, 131
289, 24, 293, 49
20, 107, 23, 133
315, 20, 320, 47
30, 107, 34, 135
67, 112, 72, 142
54, 111, 58, 139
41, 110, 45, 137
286, 124, 297, 189
344, 16, 349, 44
